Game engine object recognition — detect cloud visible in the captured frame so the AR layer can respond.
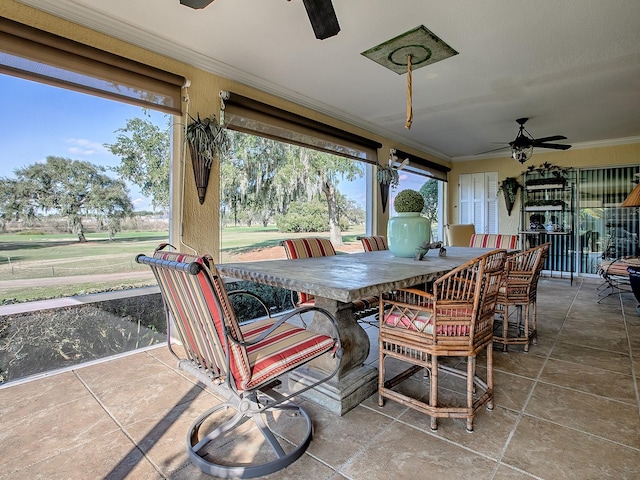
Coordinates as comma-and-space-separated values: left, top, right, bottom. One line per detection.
66, 138, 106, 156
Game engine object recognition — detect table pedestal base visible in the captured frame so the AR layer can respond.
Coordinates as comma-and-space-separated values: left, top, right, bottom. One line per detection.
288, 364, 378, 416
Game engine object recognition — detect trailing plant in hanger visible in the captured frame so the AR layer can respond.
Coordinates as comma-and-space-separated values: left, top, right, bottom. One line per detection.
185, 113, 229, 204
377, 148, 409, 213
498, 176, 522, 216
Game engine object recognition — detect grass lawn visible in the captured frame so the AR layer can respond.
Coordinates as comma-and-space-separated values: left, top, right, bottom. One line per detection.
0, 225, 365, 302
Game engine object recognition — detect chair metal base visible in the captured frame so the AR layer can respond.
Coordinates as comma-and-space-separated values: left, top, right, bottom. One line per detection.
187, 396, 312, 479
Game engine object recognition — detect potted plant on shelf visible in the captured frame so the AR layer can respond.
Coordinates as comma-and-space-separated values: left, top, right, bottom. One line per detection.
185, 113, 230, 204
387, 189, 431, 257
498, 176, 522, 216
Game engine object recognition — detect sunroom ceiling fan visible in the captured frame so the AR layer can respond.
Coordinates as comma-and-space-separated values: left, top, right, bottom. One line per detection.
480, 118, 572, 163
179, 0, 340, 40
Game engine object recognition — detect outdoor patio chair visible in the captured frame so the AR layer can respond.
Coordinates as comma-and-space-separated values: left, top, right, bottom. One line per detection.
136, 244, 342, 478
445, 223, 475, 246
280, 237, 379, 324
494, 243, 550, 352
597, 256, 640, 302
358, 235, 388, 252
469, 233, 519, 250
378, 249, 507, 432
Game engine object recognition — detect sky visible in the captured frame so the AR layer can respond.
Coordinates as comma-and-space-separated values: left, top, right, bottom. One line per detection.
0, 74, 167, 211
0, 73, 426, 214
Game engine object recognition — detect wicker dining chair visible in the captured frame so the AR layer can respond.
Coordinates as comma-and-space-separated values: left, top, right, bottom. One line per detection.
358, 235, 388, 252
378, 249, 507, 432
280, 237, 379, 323
494, 242, 550, 352
136, 244, 342, 478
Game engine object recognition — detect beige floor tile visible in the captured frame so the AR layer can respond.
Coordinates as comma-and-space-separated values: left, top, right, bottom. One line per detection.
503, 416, 639, 480
549, 341, 632, 375
398, 404, 520, 459
492, 370, 535, 412
0, 371, 91, 420
0, 395, 119, 473
0, 430, 162, 480
342, 421, 497, 480
76, 353, 205, 426
492, 464, 538, 479
299, 401, 395, 468
525, 382, 640, 449
539, 358, 636, 403
493, 350, 547, 379
124, 392, 224, 476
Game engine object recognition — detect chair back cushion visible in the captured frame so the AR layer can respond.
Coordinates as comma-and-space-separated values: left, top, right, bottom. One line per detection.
148, 245, 251, 389
469, 233, 518, 250
359, 235, 388, 252
281, 238, 336, 304
446, 224, 476, 246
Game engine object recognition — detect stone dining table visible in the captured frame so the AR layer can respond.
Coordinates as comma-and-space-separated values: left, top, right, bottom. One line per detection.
217, 246, 497, 415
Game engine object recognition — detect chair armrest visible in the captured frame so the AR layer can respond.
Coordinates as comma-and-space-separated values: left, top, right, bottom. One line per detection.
227, 305, 342, 357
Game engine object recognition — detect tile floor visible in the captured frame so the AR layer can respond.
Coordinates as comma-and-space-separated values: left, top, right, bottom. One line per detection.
1, 277, 639, 480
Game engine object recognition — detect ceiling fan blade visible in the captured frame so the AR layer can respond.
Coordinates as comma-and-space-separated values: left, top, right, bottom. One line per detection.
475, 145, 510, 155
533, 135, 567, 143
302, 0, 340, 40
535, 143, 572, 150
179, 0, 215, 9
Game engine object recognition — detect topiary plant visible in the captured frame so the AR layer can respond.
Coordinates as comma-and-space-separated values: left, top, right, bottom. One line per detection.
394, 189, 425, 213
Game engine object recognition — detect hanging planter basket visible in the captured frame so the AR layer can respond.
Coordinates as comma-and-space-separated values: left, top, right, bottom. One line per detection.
498, 176, 521, 216
185, 113, 229, 205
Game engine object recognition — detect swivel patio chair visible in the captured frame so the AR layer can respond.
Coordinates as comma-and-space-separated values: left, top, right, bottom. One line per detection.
358, 235, 388, 252
378, 249, 507, 432
136, 244, 342, 478
280, 237, 379, 324
494, 243, 550, 352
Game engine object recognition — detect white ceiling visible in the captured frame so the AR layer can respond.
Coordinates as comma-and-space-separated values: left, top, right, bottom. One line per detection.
19, 0, 640, 161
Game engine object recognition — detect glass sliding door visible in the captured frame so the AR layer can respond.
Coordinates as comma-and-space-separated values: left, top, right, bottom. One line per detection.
578, 165, 640, 274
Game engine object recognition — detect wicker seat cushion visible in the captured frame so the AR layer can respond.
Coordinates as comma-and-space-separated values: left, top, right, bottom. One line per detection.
240, 318, 335, 390
383, 311, 473, 336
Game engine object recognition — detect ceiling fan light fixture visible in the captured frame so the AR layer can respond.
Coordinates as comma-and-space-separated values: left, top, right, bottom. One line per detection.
512, 144, 533, 163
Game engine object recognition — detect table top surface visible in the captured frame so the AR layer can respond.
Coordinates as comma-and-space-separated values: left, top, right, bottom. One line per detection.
217, 246, 497, 303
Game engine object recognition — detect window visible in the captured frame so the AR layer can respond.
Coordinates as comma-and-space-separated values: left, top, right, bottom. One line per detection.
458, 172, 498, 233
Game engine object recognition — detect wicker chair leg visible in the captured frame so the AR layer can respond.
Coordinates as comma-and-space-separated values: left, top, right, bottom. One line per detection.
531, 300, 538, 345
430, 356, 439, 431
486, 344, 494, 411
466, 357, 475, 432
502, 304, 510, 352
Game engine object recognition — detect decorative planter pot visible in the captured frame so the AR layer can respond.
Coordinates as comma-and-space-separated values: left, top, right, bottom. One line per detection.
387, 212, 431, 258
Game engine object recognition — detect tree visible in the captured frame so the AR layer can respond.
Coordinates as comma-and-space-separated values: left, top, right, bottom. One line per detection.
419, 179, 439, 223
104, 113, 171, 211
12, 156, 133, 242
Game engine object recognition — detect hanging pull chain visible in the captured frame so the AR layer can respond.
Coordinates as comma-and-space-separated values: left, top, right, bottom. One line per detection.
404, 54, 413, 129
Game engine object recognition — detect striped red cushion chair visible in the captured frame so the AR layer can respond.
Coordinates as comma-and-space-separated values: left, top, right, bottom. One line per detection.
359, 235, 388, 252
280, 238, 380, 324
378, 249, 507, 432
469, 233, 519, 250
137, 244, 341, 478
597, 256, 640, 301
